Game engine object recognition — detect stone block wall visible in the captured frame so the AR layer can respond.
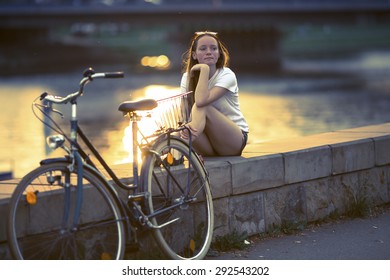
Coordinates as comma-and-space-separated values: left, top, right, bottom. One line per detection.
206, 123, 390, 238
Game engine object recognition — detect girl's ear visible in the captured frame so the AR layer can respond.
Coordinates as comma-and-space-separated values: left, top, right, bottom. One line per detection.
192, 51, 197, 60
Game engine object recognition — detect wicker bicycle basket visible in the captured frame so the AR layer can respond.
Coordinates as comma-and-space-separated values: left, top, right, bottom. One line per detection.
152, 91, 194, 130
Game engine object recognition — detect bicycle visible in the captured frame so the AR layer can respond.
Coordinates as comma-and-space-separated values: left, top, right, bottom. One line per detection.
7, 68, 214, 260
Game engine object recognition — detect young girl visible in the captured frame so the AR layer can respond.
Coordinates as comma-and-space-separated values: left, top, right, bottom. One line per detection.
180, 31, 249, 156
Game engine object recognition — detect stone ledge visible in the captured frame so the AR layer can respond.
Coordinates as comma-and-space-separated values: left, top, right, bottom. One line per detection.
206, 122, 390, 237
374, 135, 390, 166
242, 122, 390, 156
283, 145, 332, 184
205, 123, 390, 198
331, 138, 375, 175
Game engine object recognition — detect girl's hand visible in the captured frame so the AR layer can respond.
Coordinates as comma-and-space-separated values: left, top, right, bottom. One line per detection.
190, 64, 209, 77
180, 124, 198, 140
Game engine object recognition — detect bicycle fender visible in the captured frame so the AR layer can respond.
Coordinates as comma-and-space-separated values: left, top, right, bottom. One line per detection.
40, 156, 71, 166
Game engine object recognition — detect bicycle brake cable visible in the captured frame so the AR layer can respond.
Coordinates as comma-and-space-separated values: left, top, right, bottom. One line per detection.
32, 96, 66, 137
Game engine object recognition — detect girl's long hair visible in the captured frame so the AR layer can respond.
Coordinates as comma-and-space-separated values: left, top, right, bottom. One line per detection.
182, 31, 230, 93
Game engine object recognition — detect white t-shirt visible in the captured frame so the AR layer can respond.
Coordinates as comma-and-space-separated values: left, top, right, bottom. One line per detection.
180, 67, 249, 133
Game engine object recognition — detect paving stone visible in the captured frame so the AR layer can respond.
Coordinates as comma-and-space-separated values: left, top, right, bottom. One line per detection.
229, 193, 265, 236
374, 135, 390, 166
284, 146, 332, 184
228, 154, 284, 195
263, 185, 306, 231
331, 139, 375, 174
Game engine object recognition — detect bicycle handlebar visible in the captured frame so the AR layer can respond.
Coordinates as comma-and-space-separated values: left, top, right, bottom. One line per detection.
40, 70, 124, 104
102, 72, 124, 79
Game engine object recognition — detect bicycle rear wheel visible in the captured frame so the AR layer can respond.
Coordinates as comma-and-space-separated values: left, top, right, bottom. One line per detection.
7, 162, 126, 260
141, 136, 214, 259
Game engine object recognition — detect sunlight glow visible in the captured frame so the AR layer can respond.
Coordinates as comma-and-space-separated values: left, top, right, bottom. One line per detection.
120, 85, 190, 164
0, 85, 48, 177
140, 55, 171, 70
143, 85, 180, 99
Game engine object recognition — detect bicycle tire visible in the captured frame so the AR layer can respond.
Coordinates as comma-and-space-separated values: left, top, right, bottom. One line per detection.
141, 136, 214, 259
7, 162, 126, 260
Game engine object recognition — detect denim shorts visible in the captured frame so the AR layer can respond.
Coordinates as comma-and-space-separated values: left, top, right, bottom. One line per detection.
239, 130, 248, 155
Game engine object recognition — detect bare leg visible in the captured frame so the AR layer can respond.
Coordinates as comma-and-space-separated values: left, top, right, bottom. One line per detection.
183, 104, 244, 156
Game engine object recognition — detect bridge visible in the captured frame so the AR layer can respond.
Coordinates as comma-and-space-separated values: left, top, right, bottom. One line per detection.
1, 0, 390, 27
1, 0, 390, 74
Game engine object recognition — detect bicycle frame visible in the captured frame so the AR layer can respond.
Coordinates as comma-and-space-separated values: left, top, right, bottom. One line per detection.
10, 69, 213, 260
43, 111, 193, 223
43, 69, 204, 225
75, 125, 137, 191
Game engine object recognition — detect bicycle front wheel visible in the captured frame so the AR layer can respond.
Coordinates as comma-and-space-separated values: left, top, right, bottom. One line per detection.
7, 162, 126, 260
142, 136, 214, 259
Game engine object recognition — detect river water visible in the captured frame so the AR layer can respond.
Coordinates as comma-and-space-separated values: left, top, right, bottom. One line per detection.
1, 50, 390, 178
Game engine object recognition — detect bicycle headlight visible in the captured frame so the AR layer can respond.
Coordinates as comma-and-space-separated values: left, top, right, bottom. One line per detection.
46, 135, 65, 150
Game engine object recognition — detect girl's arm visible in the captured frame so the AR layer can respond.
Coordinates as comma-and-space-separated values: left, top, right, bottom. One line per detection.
191, 64, 229, 107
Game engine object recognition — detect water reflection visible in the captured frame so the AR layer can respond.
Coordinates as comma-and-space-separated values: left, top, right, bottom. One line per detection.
0, 85, 47, 177
240, 93, 302, 144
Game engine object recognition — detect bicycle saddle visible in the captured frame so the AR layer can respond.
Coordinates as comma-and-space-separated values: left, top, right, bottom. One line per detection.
118, 99, 158, 113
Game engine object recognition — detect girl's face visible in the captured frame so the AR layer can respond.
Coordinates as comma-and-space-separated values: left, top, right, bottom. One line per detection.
192, 35, 220, 67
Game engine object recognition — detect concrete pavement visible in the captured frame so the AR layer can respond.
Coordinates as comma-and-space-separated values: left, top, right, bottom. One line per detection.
208, 206, 390, 260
